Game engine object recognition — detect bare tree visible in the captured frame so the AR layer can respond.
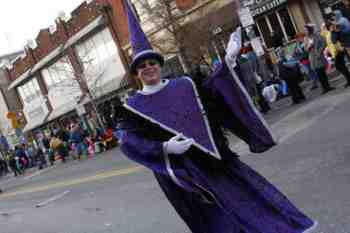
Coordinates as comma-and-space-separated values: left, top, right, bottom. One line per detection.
133, 0, 221, 71
47, 53, 113, 129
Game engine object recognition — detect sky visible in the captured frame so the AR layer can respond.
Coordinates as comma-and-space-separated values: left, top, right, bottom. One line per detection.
0, 0, 85, 55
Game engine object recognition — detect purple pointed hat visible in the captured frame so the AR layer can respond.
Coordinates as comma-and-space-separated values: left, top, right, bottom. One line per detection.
124, 0, 164, 74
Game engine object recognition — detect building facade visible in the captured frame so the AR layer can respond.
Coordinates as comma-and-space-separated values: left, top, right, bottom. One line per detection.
120, 0, 327, 70
6, 0, 129, 136
6, 0, 330, 138
242, 0, 324, 48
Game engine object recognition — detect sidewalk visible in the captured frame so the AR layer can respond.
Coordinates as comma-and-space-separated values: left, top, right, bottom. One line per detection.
0, 167, 44, 184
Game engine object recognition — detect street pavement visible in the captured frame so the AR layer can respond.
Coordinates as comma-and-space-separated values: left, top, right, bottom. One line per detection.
1, 78, 350, 233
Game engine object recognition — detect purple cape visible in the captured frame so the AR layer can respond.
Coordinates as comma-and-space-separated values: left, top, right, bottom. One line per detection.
120, 76, 315, 233
204, 62, 276, 153
124, 78, 220, 159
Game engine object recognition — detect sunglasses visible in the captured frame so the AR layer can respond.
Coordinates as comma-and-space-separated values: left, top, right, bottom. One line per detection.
136, 59, 159, 70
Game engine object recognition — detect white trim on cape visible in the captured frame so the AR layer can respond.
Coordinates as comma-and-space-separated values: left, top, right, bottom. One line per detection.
224, 56, 277, 144
303, 221, 318, 233
163, 150, 186, 189
123, 78, 221, 160
183, 76, 221, 160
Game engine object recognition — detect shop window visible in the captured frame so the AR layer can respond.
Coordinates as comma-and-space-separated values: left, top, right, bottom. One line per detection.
267, 13, 283, 39
17, 78, 42, 104
278, 8, 296, 41
257, 17, 271, 48
76, 28, 120, 70
41, 56, 75, 91
75, 28, 126, 94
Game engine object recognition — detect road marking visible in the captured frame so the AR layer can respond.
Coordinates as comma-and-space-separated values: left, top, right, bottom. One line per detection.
0, 166, 143, 199
35, 190, 70, 208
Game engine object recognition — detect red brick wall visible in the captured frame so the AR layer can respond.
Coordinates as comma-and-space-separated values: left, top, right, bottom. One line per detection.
65, 1, 102, 37
8, 49, 35, 81
108, 0, 130, 47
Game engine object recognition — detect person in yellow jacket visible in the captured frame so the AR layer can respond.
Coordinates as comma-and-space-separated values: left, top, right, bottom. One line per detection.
50, 134, 67, 163
326, 20, 350, 88
321, 22, 337, 59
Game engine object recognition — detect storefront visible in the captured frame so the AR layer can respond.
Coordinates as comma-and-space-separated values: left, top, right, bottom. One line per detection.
250, 0, 298, 48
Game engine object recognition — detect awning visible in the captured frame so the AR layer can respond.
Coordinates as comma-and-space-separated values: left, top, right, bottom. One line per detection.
30, 45, 64, 74
8, 69, 32, 90
46, 96, 90, 122
23, 112, 49, 133
46, 102, 77, 123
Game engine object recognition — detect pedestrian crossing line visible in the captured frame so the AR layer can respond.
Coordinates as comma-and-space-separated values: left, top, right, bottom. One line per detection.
0, 166, 143, 199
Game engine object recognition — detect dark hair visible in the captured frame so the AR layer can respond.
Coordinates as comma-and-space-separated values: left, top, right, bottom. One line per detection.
325, 20, 332, 31
127, 73, 143, 90
305, 25, 314, 35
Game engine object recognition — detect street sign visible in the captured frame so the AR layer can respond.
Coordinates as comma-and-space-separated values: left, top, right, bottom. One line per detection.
238, 7, 255, 27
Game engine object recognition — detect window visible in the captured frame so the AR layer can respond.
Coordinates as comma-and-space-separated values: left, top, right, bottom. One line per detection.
17, 78, 42, 104
257, 16, 273, 48
102, 29, 118, 56
278, 8, 296, 41
76, 28, 118, 69
75, 28, 126, 93
41, 56, 75, 90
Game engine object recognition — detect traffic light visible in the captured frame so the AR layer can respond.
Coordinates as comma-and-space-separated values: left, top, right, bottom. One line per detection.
6, 112, 20, 129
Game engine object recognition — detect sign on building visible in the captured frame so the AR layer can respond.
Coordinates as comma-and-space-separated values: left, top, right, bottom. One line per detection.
238, 7, 255, 27
251, 0, 288, 16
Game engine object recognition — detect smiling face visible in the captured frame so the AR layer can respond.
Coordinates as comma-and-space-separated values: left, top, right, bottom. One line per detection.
136, 59, 162, 86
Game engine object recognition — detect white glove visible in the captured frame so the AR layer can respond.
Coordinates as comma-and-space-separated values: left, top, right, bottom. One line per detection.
225, 27, 242, 66
163, 134, 194, 155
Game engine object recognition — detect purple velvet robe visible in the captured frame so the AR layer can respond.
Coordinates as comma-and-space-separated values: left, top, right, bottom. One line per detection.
120, 68, 315, 233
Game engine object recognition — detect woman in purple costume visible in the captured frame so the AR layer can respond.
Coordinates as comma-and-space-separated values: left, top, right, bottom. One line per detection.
118, 0, 317, 232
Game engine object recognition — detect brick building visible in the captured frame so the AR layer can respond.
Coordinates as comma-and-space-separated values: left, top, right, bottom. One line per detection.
124, 0, 327, 67
6, 0, 327, 138
6, 0, 130, 136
